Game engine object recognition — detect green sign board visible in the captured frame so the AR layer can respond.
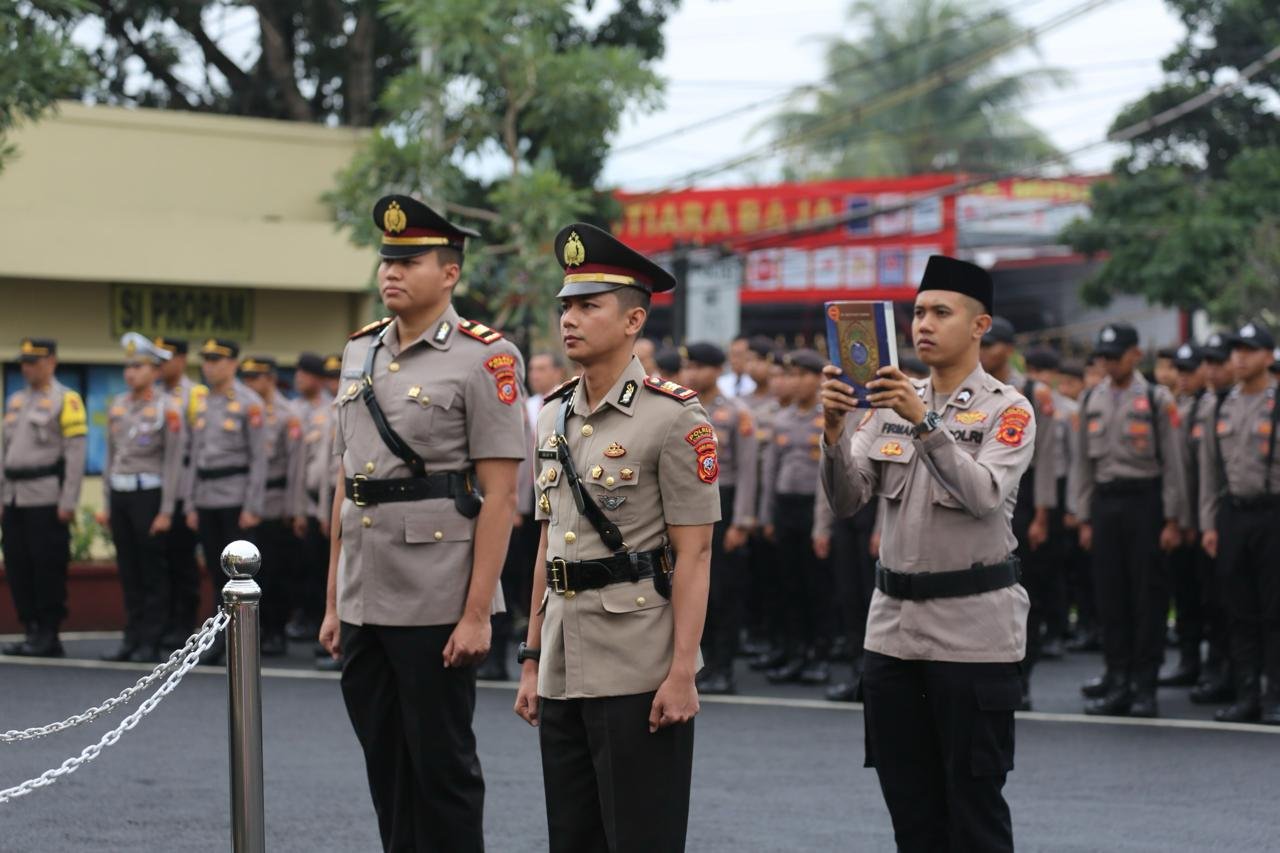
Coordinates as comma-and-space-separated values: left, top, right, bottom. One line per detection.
111, 284, 254, 339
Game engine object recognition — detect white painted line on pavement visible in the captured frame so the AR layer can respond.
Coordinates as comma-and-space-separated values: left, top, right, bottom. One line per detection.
2, 655, 1277, 735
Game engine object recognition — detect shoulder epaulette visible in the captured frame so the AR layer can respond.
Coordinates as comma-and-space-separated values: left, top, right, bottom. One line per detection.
348, 316, 392, 340
644, 376, 697, 402
544, 376, 580, 404
458, 318, 504, 345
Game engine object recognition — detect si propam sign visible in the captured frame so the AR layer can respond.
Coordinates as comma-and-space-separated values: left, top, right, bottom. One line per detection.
111, 284, 254, 339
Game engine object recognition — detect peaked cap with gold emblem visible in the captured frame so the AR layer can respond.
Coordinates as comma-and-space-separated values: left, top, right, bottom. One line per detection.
17, 337, 57, 362
372, 194, 481, 260
553, 222, 677, 298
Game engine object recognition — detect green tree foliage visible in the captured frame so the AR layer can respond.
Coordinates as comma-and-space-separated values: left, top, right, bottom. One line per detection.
1063, 0, 1280, 321
767, 0, 1066, 178
1, 1, 91, 172
326, 0, 671, 343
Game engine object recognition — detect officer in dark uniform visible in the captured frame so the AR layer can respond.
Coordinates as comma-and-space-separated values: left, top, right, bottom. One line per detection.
1, 337, 87, 658
513, 223, 719, 853
318, 195, 526, 852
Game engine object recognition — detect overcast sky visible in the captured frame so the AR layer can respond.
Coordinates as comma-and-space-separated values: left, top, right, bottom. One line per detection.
602, 0, 1187, 188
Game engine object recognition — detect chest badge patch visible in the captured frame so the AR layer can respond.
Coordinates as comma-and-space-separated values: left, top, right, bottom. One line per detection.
600, 495, 627, 511
603, 442, 626, 458
955, 411, 987, 425
997, 406, 1031, 447
879, 441, 903, 457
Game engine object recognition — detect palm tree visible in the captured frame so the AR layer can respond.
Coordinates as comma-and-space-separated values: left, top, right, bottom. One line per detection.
768, 0, 1069, 178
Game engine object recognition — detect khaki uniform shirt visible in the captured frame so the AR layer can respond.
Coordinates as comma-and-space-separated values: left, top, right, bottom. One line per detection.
261, 396, 304, 520
103, 389, 186, 516
333, 307, 527, 627
1070, 371, 1189, 526
743, 391, 780, 520
1198, 381, 1280, 529
534, 357, 722, 700
159, 375, 206, 512
1006, 370, 1058, 510
704, 393, 759, 526
187, 380, 269, 514
760, 402, 824, 525
296, 392, 335, 521
1, 380, 87, 512
1051, 391, 1077, 483
1177, 390, 1209, 529
820, 365, 1034, 663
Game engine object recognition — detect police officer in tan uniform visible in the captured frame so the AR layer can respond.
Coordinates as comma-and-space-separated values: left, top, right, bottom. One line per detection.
185, 337, 269, 665
288, 353, 334, 646
513, 223, 719, 853
1, 337, 87, 658
98, 334, 186, 663
741, 337, 782, 661
317, 195, 525, 853
239, 356, 303, 656
1199, 321, 1280, 724
1072, 322, 1189, 718
154, 337, 206, 647
820, 256, 1034, 853
683, 341, 757, 695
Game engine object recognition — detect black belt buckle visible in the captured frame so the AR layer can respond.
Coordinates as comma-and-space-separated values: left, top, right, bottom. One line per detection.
350, 474, 368, 507
548, 558, 572, 597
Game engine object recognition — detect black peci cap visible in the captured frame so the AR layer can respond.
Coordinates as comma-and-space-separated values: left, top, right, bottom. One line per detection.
785, 348, 826, 374
296, 352, 326, 376
373, 195, 479, 260
982, 316, 1016, 346
918, 255, 993, 314
1093, 323, 1139, 358
1172, 343, 1202, 371
554, 222, 677, 299
684, 342, 726, 368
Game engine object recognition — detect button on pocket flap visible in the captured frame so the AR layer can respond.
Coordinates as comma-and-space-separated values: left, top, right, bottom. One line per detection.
413, 387, 456, 410
599, 581, 669, 614
598, 464, 640, 491
405, 512, 474, 544
974, 679, 1023, 711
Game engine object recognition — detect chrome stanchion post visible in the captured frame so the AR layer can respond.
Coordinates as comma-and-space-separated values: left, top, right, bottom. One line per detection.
221, 540, 265, 853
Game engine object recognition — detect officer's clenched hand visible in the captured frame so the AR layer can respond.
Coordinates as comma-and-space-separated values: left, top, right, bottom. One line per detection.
238, 510, 260, 530
813, 535, 831, 560
1158, 521, 1180, 553
292, 516, 307, 539
443, 616, 491, 668
723, 524, 748, 553
56, 508, 74, 525
149, 513, 171, 536
1078, 523, 1093, 552
318, 611, 341, 660
514, 667, 539, 727
649, 674, 699, 733
1201, 529, 1218, 559
186, 511, 199, 532
821, 366, 857, 445
866, 366, 926, 426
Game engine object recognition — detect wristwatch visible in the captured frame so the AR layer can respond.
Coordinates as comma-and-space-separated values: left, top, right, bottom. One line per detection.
912, 410, 942, 438
516, 642, 540, 664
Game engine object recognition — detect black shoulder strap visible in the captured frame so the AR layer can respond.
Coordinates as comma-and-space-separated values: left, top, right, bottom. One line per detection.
361, 328, 426, 478
555, 389, 627, 556
1213, 391, 1230, 496
1148, 385, 1163, 467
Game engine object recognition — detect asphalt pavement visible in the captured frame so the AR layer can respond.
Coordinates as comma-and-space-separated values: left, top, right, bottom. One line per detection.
1, 636, 1277, 852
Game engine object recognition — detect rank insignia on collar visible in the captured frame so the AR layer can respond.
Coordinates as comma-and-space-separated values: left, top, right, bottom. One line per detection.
618, 380, 638, 407
433, 321, 451, 344
538, 492, 551, 514
604, 442, 626, 458
955, 389, 973, 405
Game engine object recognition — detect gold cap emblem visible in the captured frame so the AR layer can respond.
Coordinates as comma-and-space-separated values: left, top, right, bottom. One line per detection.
563, 231, 586, 267
383, 200, 408, 234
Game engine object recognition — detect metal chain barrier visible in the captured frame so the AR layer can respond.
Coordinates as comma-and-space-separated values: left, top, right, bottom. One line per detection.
0, 613, 226, 743
0, 608, 230, 805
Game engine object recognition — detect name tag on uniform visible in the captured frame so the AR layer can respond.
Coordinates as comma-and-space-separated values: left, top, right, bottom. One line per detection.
537, 449, 557, 460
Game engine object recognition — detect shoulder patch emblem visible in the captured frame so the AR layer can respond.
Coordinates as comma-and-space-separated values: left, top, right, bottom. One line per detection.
484, 353, 519, 405
686, 424, 718, 484
348, 316, 392, 340
997, 406, 1031, 447
60, 391, 88, 438
644, 376, 697, 401
544, 376, 580, 404
458, 318, 504, 345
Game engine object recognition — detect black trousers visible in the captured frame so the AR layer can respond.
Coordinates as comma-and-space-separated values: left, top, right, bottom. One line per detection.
704, 485, 743, 671
1, 504, 70, 627
1169, 542, 1206, 663
831, 504, 876, 659
774, 492, 830, 656
340, 622, 484, 853
1197, 541, 1230, 668
1091, 484, 1168, 683
490, 514, 534, 658
1216, 504, 1280, 690
861, 650, 1019, 853
164, 502, 201, 639
250, 518, 294, 636
745, 529, 779, 645
296, 517, 329, 625
108, 489, 169, 647
539, 692, 694, 853
196, 507, 247, 614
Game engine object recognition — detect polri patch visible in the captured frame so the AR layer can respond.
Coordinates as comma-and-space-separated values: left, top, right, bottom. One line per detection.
484, 353, 519, 405
996, 406, 1031, 447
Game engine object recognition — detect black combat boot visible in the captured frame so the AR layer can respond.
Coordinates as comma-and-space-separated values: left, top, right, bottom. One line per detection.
11, 623, 64, 658
1158, 651, 1201, 687
1085, 680, 1133, 717
1214, 674, 1261, 723
799, 648, 831, 685
749, 647, 787, 672
3, 622, 38, 656
1081, 668, 1119, 699
766, 656, 805, 684
1190, 660, 1234, 704
1129, 671, 1159, 718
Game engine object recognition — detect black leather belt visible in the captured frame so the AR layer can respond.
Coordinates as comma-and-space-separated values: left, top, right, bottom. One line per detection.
344, 471, 467, 507
197, 465, 249, 480
875, 558, 1021, 601
545, 548, 671, 596
266, 476, 287, 490
1227, 493, 1280, 510
4, 461, 65, 481
1096, 477, 1161, 496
